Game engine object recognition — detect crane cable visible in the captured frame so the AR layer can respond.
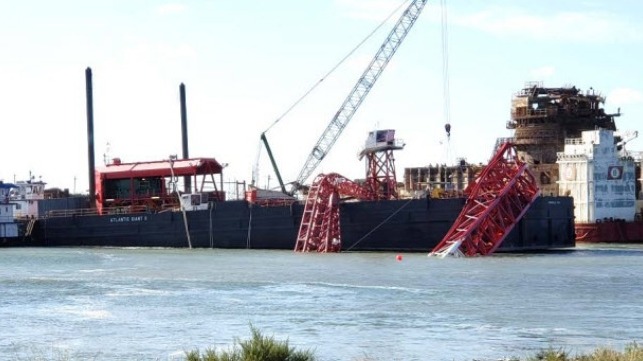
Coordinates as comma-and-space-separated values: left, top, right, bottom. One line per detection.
254, 0, 413, 187
440, 0, 453, 164
264, 0, 411, 133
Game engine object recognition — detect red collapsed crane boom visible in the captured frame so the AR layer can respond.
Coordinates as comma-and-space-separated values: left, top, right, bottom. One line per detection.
294, 129, 404, 252
429, 142, 540, 257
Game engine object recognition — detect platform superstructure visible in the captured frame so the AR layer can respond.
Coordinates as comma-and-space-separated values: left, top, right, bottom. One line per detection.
495, 82, 643, 243
508, 82, 619, 196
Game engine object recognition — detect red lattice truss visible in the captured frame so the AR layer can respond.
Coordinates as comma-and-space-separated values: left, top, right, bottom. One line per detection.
294, 173, 375, 252
429, 142, 540, 257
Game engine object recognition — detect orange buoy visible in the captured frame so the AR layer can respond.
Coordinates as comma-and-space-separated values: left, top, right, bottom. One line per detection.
396, 254, 403, 261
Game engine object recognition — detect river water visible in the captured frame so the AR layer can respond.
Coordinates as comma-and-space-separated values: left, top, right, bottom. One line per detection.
1, 244, 642, 361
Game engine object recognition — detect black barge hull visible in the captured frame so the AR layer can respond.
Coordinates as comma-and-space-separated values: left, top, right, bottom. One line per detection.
32, 196, 575, 252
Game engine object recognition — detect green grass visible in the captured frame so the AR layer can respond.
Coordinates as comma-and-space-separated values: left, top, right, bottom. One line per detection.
185, 325, 316, 361
9, 334, 642, 361
184, 327, 642, 361
507, 342, 643, 361
185, 339, 643, 361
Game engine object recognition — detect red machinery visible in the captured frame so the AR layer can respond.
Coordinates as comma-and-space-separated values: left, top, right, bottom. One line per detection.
429, 142, 540, 257
94, 157, 224, 214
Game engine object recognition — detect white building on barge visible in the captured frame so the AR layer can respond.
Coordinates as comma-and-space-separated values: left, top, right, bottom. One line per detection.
0, 181, 19, 238
10, 179, 46, 219
557, 128, 640, 223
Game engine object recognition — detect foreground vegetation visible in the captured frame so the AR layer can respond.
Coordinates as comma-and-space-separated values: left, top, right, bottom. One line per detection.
185, 325, 316, 361
516, 343, 643, 361
185, 327, 642, 361
11, 328, 642, 360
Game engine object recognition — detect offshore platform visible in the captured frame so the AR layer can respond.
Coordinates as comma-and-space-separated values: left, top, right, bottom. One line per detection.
507, 82, 619, 196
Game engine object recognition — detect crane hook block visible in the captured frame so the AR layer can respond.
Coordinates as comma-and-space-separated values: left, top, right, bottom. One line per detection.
312, 147, 325, 160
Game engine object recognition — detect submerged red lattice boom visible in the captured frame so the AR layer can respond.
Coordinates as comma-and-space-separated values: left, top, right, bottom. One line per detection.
429, 142, 540, 257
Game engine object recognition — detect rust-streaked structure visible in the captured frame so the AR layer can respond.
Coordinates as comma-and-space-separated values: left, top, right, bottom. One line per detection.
508, 81, 620, 195
402, 162, 483, 199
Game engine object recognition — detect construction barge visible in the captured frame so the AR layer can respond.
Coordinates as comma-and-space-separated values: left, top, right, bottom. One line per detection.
10, 129, 574, 252
29, 187, 574, 253
13, 81, 642, 251
4, 123, 574, 253
3, 0, 585, 253
5, 0, 640, 250
18, 102, 574, 253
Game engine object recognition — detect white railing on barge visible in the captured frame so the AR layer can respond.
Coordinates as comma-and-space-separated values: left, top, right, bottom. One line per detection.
45, 204, 158, 218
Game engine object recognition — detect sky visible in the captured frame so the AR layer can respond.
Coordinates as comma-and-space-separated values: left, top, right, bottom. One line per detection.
1, 0, 642, 194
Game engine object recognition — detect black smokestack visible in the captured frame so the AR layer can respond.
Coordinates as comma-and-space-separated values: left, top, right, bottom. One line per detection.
180, 83, 191, 193
85, 67, 96, 207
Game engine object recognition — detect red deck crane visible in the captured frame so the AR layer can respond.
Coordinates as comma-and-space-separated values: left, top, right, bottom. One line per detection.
289, 0, 427, 252
294, 129, 405, 252
294, 173, 375, 252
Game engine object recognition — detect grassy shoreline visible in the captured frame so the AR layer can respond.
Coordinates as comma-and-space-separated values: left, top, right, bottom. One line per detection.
11, 330, 643, 361
184, 327, 642, 361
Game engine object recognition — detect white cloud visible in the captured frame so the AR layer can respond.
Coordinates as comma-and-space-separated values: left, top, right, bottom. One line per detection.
157, 3, 185, 15
608, 88, 643, 106
453, 8, 641, 43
